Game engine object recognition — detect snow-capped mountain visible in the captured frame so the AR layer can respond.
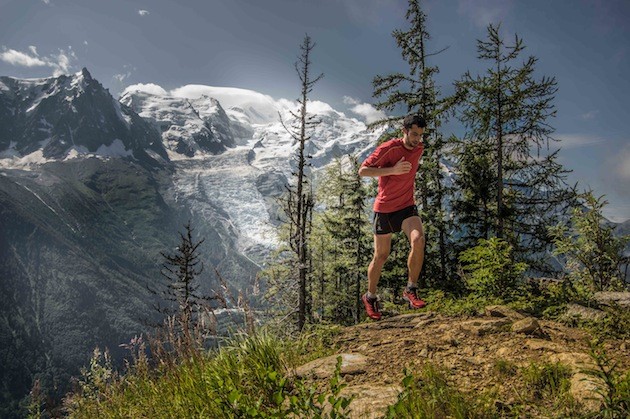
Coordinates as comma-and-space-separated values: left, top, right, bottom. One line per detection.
169, 84, 283, 125
0, 69, 387, 409
0, 68, 168, 168
120, 84, 383, 261
0, 68, 384, 267
119, 88, 240, 157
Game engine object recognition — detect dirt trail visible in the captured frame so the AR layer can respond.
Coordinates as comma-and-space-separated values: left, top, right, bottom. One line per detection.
295, 310, 630, 418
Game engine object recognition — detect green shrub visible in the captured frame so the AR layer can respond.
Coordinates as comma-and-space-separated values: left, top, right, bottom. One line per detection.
424, 289, 502, 316
493, 359, 518, 376
583, 341, 630, 418
549, 192, 629, 293
386, 364, 498, 419
520, 361, 572, 401
592, 304, 630, 340
459, 237, 528, 300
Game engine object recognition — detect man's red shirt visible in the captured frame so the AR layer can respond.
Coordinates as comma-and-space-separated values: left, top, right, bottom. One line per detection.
361, 138, 424, 213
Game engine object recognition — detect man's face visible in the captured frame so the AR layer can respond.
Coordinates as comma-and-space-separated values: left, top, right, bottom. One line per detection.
403, 124, 425, 149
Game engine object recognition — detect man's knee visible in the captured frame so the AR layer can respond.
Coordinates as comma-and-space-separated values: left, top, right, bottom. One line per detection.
410, 233, 425, 249
373, 250, 390, 264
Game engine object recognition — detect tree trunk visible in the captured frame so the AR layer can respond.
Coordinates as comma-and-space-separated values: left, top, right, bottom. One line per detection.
496, 55, 504, 239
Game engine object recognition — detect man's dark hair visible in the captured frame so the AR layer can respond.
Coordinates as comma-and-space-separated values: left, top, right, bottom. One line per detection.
402, 114, 427, 129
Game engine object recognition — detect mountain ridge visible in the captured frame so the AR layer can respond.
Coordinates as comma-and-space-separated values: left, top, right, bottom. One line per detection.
0, 68, 168, 168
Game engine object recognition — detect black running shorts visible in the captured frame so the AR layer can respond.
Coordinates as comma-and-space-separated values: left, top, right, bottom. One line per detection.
373, 205, 419, 235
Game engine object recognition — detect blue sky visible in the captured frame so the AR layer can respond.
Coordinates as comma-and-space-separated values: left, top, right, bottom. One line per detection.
1, 0, 629, 221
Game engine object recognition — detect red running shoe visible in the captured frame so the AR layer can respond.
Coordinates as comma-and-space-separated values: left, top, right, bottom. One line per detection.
361, 293, 382, 320
403, 287, 426, 309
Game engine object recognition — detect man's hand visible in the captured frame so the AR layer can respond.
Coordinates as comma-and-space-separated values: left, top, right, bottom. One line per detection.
358, 157, 414, 177
391, 157, 412, 175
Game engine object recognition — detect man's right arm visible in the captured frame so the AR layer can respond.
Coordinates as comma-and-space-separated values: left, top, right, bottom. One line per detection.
358, 166, 399, 177
359, 157, 411, 177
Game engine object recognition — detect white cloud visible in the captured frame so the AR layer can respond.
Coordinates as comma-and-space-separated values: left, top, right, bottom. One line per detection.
457, 0, 513, 28
0, 48, 47, 67
122, 83, 168, 96
138, 10, 150, 16
84, 40, 88, 46
171, 85, 280, 123
113, 73, 131, 83
0, 46, 77, 76
51, 47, 76, 75
343, 96, 386, 124
343, 96, 360, 106
555, 133, 606, 149
41, 0, 50, 4
581, 110, 599, 120
113, 64, 136, 84
123, 83, 167, 96
276, 98, 297, 111
308, 100, 339, 115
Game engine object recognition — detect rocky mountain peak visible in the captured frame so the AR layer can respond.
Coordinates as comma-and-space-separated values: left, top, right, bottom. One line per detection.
0, 70, 168, 168
80, 67, 93, 81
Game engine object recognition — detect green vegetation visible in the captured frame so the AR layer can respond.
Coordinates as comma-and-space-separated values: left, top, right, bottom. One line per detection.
583, 342, 630, 418
521, 362, 572, 401
386, 365, 498, 419
493, 359, 518, 376
550, 192, 629, 294
64, 331, 354, 419
58, 321, 630, 418
459, 237, 528, 300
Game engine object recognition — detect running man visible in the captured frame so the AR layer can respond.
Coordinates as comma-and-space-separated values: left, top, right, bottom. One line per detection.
358, 114, 427, 320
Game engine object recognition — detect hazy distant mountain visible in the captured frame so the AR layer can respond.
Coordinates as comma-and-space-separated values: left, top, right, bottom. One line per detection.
615, 219, 630, 236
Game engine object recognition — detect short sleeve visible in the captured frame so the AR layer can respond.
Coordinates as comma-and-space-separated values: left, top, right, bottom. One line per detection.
362, 142, 391, 168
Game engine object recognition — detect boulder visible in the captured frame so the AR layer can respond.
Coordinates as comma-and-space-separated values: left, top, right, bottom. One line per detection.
547, 352, 603, 412
485, 305, 525, 320
547, 352, 594, 370
511, 317, 541, 335
563, 303, 606, 321
525, 339, 564, 353
460, 318, 512, 336
593, 291, 630, 309
340, 384, 402, 419
294, 353, 370, 379
570, 373, 603, 413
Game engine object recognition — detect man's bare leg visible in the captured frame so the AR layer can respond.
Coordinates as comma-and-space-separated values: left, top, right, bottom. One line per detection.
367, 233, 392, 294
402, 216, 425, 286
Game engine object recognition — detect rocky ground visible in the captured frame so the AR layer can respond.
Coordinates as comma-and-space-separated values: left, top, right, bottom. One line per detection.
293, 305, 630, 418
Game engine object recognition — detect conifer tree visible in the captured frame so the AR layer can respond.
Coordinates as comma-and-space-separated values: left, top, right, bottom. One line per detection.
454, 24, 576, 271
279, 34, 323, 331
319, 156, 372, 323
309, 212, 334, 322
152, 222, 213, 348
452, 137, 496, 249
314, 158, 348, 322
371, 0, 455, 287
